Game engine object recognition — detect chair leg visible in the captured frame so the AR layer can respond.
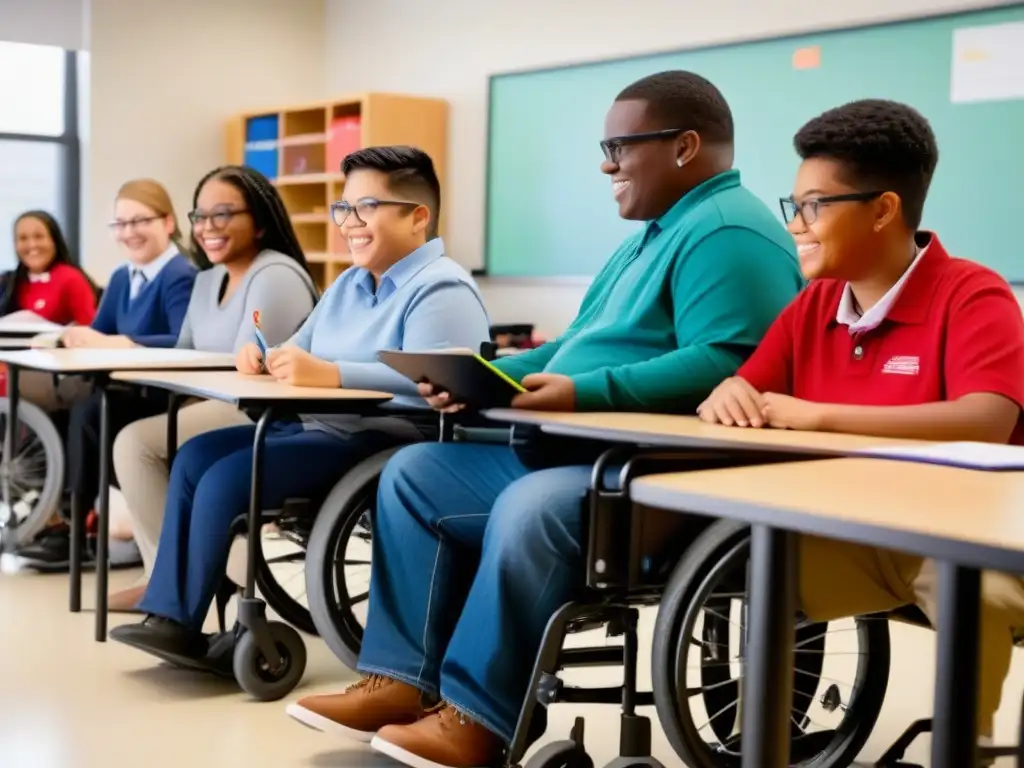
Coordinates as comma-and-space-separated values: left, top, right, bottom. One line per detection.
606, 608, 664, 768
214, 577, 236, 634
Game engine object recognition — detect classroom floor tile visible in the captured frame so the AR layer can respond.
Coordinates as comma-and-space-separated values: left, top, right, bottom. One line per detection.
0, 567, 1019, 767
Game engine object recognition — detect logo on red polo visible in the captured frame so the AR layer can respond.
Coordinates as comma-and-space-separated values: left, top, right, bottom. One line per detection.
882, 355, 920, 375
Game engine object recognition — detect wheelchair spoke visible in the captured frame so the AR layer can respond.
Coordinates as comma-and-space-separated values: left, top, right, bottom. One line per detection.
684, 675, 740, 697
349, 590, 369, 605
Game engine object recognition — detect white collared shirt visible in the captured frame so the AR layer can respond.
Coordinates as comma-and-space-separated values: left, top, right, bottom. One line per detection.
128, 244, 178, 300
835, 243, 930, 334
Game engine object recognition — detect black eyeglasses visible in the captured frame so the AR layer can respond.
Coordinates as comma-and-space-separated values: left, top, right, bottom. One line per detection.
108, 215, 163, 233
331, 198, 422, 227
600, 128, 686, 164
188, 208, 250, 229
779, 192, 884, 225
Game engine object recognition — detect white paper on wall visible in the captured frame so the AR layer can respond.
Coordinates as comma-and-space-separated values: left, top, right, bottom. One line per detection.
950, 21, 1024, 104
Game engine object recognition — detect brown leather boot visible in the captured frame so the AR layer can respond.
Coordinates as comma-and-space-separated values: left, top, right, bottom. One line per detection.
285, 675, 432, 742
372, 703, 502, 768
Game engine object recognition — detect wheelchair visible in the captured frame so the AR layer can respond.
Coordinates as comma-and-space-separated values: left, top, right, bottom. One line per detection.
0, 395, 69, 551
503, 447, 1024, 768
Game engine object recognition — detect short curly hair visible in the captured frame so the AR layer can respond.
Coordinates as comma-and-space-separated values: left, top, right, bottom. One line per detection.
794, 99, 938, 229
616, 70, 734, 144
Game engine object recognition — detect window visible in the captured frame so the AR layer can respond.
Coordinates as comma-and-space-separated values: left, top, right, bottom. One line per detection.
0, 41, 80, 272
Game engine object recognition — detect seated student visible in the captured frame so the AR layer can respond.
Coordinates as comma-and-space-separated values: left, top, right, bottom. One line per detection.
107, 165, 319, 611
697, 99, 1024, 748
284, 71, 804, 768
1, 211, 98, 410
14, 179, 198, 571
3, 210, 97, 326
110, 146, 492, 666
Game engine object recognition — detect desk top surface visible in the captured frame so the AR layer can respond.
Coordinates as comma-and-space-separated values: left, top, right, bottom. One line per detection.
484, 410, 927, 456
0, 348, 236, 373
632, 458, 1024, 572
111, 370, 393, 404
0, 338, 33, 349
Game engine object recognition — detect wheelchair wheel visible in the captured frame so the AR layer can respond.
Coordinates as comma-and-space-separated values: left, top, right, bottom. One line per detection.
0, 398, 65, 550
652, 519, 890, 768
305, 448, 397, 670
255, 517, 316, 635
233, 622, 307, 701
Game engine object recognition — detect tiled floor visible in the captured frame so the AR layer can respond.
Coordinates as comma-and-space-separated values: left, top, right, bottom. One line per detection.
0, 564, 1020, 767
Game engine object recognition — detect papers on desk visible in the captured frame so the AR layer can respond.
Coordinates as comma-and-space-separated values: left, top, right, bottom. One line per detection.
861, 441, 1024, 471
0, 311, 64, 335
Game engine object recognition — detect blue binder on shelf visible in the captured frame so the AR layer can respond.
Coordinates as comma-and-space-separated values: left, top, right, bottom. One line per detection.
244, 114, 279, 180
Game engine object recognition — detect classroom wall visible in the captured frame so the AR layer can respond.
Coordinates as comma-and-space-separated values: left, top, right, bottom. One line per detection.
325, 0, 1020, 337
83, 0, 326, 280
0, 0, 85, 49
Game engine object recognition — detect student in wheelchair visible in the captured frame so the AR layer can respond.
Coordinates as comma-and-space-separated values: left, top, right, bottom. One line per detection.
107, 164, 318, 612
110, 146, 492, 672
698, 99, 1024, 752
286, 71, 805, 768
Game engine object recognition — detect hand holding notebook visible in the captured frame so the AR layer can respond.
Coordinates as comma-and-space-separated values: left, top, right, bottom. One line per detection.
379, 349, 526, 409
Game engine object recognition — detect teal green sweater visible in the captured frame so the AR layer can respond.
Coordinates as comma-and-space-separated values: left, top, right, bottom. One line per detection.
494, 170, 803, 412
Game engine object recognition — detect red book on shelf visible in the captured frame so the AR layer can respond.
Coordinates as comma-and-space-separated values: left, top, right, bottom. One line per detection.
327, 116, 362, 173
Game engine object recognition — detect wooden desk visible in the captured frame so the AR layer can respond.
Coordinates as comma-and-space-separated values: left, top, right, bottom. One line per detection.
484, 409, 928, 456
0, 348, 235, 640
106, 370, 393, 653
632, 459, 1024, 768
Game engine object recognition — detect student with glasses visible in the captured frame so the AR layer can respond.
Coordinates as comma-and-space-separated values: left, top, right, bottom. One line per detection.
699, 99, 1024, 754
13, 179, 199, 572
107, 165, 318, 612
285, 71, 803, 768
111, 146, 491, 670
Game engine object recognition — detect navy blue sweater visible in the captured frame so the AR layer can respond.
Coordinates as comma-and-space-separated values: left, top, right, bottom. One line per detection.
92, 252, 197, 347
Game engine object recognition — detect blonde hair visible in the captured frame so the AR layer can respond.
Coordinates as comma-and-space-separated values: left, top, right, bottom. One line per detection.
115, 178, 188, 255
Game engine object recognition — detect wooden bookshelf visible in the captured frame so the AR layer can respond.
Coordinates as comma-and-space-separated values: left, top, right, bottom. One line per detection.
225, 93, 448, 290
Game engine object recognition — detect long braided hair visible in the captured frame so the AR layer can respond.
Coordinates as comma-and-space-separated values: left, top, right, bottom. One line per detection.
1, 211, 99, 316
190, 165, 312, 278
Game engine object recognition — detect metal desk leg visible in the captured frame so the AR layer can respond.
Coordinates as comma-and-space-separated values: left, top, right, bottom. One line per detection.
165, 393, 180, 467
1, 364, 20, 553
741, 524, 797, 768
94, 384, 111, 642
931, 561, 981, 768
236, 408, 282, 666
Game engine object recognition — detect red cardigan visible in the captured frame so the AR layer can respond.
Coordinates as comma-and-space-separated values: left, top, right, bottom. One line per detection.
14, 262, 97, 326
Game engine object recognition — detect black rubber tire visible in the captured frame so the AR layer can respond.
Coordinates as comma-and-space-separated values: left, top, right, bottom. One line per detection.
305, 447, 398, 670
0, 398, 65, 548
651, 519, 891, 768
233, 621, 307, 701
524, 740, 594, 768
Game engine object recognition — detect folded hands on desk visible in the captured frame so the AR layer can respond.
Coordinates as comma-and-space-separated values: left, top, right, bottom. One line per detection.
697, 376, 824, 431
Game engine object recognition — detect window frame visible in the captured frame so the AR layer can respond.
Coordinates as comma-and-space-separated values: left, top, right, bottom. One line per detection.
0, 49, 80, 262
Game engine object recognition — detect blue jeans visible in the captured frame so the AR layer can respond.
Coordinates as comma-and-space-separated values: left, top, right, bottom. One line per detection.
140, 421, 399, 632
358, 442, 600, 742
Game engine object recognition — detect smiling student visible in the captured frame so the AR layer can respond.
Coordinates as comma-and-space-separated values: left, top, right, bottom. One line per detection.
698, 98, 1024, 748
284, 72, 803, 768
2, 211, 97, 326
111, 146, 491, 668
14, 180, 198, 572
107, 165, 318, 612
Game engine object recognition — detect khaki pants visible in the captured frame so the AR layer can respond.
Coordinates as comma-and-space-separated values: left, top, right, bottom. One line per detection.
111, 399, 252, 574
800, 536, 1024, 736
18, 370, 92, 412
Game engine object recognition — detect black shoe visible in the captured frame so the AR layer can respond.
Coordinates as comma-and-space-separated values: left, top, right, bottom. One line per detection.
110, 615, 208, 664
14, 526, 94, 573
202, 629, 239, 679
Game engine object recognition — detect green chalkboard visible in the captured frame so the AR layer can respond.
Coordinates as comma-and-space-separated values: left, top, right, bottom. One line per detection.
485, 6, 1024, 279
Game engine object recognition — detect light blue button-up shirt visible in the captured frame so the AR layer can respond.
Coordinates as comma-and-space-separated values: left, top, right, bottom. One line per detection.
286, 237, 490, 435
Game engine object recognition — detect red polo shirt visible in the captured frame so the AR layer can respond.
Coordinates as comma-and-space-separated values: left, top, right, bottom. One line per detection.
737, 233, 1024, 444
13, 262, 97, 326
